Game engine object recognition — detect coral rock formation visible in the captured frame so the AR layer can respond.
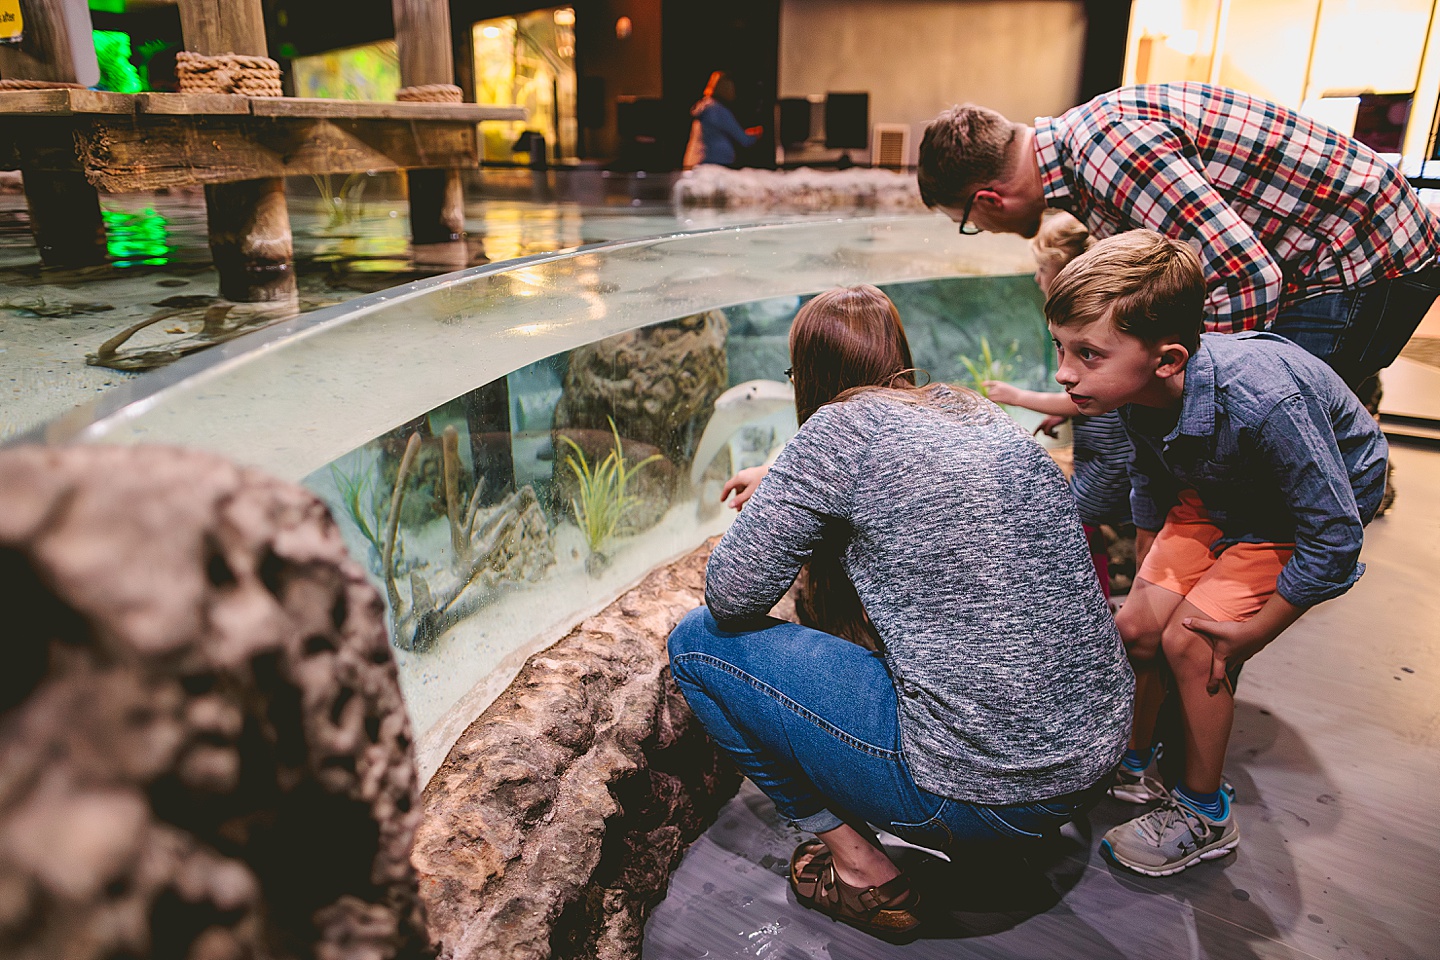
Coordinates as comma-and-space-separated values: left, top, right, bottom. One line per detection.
412, 538, 753, 960
0, 445, 430, 960
673, 164, 926, 211
551, 311, 728, 529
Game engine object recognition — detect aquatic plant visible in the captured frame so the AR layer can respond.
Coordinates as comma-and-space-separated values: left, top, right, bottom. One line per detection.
311, 172, 370, 228
958, 336, 1021, 399
331, 461, 387, 560
559, 418, 662, 566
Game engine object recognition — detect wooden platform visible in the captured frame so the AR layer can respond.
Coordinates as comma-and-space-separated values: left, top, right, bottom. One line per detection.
0, 89, 525, 191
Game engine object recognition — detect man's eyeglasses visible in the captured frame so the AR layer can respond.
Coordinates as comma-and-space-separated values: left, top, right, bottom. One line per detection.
957, 190, 981, 235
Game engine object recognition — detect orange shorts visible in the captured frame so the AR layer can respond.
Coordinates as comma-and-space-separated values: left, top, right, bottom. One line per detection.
1137, 490, 1294, 623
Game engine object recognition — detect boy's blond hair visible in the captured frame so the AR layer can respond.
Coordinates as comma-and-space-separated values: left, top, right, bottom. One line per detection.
1044, 230, 1206, 352
1030, 211, 1092, 270
917, 104, 1026, 208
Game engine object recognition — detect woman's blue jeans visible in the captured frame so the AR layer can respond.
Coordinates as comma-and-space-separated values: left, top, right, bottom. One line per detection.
667, 607, 1105, 851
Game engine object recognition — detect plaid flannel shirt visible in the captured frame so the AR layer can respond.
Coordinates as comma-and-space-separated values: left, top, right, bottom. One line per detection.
1034, 83, 1440, 333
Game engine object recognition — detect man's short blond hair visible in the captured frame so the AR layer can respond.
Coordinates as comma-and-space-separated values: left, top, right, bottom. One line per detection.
917, 104, 1025, 208
1030, 211, 1092, 269
1044, 230, 1206, 352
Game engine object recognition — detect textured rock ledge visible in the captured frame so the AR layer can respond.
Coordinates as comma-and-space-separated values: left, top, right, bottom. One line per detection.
0, 445, 429, 960
412, 538, 758, 960
673, 164, 926, 211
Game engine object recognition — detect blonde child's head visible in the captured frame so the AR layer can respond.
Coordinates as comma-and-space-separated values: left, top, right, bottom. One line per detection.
1030, 211, 1092, 295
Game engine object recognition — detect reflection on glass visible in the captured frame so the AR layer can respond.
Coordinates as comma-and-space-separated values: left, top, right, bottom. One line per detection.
103, 208, 171, 267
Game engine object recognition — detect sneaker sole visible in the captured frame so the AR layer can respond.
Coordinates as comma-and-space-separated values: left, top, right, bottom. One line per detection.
1100, 834, 1239, 877
1107, 785, 1167, 804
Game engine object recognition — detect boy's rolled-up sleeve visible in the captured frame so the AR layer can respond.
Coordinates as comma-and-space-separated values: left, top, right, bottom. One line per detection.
1257, 394, 1369, 607
704, 404, 868, 623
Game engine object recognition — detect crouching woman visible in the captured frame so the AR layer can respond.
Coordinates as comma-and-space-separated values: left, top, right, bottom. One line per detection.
668, 285, 1133, 942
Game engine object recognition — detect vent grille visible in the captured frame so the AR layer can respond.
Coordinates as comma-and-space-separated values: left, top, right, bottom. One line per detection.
872, 124, 909, 169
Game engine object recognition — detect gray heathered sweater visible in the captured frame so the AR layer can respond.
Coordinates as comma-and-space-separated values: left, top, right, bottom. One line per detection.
705, 386, 1134, 805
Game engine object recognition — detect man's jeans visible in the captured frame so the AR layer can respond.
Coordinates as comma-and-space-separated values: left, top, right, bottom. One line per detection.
667, 607, 1105, 850
1269, 265, 1440, 389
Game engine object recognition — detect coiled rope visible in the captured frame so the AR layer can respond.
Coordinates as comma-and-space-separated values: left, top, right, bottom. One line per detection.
395, 84, 464, 104
175, 51, 283, 97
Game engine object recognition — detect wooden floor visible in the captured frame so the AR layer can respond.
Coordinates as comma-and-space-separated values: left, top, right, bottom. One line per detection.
644, 440, 1440, 959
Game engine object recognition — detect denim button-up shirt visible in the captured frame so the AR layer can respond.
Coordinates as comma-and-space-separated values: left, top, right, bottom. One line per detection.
1120, 332, 1388, 608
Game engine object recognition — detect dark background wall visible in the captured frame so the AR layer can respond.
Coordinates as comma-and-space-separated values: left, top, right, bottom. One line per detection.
659, 0, 779, 168
103, 0, 1127, 169
575, 0, 664, 160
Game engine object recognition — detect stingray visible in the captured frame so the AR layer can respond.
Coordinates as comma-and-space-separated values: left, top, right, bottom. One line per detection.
689, 379, 796, 487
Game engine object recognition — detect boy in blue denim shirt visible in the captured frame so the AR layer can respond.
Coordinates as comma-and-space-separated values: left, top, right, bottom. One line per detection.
1044, 230, 1387, 876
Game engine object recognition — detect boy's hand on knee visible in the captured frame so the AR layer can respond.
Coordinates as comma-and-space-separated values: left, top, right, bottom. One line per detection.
1034, 414, 1069, 438
1183, 595, 1305, 694
1182, 617, 1275, 695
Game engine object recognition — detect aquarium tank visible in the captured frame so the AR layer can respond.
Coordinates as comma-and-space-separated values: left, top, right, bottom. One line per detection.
36, 216, 1060, 780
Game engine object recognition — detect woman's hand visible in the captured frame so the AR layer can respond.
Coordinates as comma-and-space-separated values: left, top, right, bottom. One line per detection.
982, 380, 1023, 405
720, 465, 770, 510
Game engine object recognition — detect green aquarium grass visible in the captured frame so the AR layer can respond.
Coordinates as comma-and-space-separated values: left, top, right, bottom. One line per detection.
957, 335, 1021, 399
559, 418, 661, 558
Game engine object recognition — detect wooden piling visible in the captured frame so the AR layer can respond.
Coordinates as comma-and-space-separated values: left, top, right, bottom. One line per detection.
2, 0, 107, 267
22, 169, 107, 266
205, 179, 295, 302
176, 0, 297, 302
393, 0, 468, 245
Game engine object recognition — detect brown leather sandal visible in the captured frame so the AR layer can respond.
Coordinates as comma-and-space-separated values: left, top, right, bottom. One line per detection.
787, 839, 922, 944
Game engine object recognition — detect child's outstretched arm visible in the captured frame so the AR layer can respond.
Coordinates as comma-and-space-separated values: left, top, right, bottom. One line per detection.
983, 381, 1081, 416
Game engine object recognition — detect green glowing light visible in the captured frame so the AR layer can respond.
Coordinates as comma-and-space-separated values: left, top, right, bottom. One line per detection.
103, 208, 171, 267
93, 30, 142, 93
89, 0, 125, 13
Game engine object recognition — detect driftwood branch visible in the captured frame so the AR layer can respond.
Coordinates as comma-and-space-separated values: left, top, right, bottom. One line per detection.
382, 432, 422, 616
441, 425, 467, 561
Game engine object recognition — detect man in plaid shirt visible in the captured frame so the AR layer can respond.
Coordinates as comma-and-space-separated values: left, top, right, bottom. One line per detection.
917, 82, 1440, 389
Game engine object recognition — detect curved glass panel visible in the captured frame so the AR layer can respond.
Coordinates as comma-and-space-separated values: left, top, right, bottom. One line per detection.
38, 215, 1060, 778
43, 217, 1037, 480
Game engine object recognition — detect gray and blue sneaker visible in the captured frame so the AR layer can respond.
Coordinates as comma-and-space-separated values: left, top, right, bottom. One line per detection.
1101, 791, 1239, 876
1109, 763, 1167, 803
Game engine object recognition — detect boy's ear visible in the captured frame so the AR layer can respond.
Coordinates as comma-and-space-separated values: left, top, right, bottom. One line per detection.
1155, 341, 1191, 379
